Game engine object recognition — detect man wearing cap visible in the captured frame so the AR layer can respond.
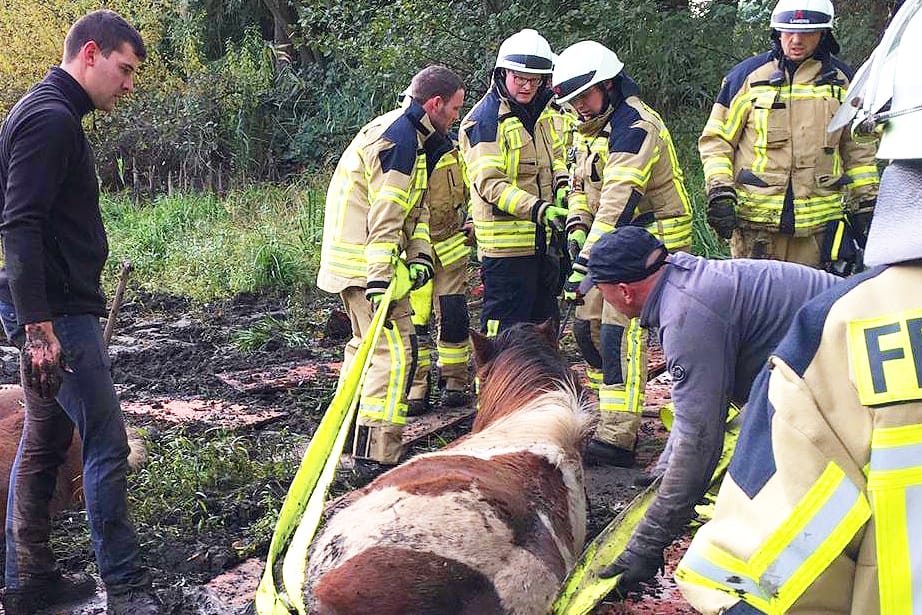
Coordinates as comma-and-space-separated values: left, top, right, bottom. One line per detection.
459, 28, 570, 336
700, 0, 878, 271
581, 226, 837, 588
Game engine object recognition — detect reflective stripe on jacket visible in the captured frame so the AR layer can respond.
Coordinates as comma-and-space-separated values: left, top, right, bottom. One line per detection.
700, 48, 879, 237
425, 142, 471, 270
676, 264, 922, 615
569, 91, 693, 259
317, 102, 434, 294
459, 87, 568, 258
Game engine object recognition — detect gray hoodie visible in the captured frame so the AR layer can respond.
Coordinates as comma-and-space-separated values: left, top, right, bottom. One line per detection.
628, 252, 838, 558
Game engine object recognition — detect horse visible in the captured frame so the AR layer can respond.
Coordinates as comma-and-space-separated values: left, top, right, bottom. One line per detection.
0, 385, 146, 529
303, 320, 594, 615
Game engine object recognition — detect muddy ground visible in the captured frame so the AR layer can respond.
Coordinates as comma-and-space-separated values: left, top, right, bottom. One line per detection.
0, 286, 694, 614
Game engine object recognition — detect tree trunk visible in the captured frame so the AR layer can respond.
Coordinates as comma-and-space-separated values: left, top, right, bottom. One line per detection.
261, 0, 318, 67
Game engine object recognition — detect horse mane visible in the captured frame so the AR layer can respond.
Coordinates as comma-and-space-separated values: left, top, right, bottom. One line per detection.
471, 321, 581, 433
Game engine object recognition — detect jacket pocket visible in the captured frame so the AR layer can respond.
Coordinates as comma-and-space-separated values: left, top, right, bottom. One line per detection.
737, 168, 787, 194
752, 94, 789, 149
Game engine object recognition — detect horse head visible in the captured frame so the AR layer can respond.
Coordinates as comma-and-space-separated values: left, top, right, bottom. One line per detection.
469, 319, 582, 433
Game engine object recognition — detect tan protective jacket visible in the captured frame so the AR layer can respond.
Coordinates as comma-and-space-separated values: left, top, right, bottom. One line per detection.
459, 87, 568, 258
700, 48, 879, 236
317, 102, 433, 294
568, 89, 693, 260
676, 264, 922, 615
425, 138, 470, 271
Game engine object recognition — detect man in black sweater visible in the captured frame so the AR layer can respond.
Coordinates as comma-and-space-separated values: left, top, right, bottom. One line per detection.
0, 10, 160, 615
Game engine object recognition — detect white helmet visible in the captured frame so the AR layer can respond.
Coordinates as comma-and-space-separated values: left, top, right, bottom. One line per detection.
495, 29, 554, 75
839, 0, 922, 266
770, 0, 834, 31
551, 41, 624, 104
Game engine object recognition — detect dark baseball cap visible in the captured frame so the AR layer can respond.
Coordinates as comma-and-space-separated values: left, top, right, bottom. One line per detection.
579, 226, 668, 294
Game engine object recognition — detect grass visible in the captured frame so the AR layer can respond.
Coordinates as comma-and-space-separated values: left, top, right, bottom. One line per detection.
101, 182, 326, 302
128, 427, 300, 555
232, 314, 312, 352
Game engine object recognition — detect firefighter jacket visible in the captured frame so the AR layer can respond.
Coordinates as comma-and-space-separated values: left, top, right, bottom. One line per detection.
625, 253, 837, 561
676, 264, 922, 615
424, 133, 470, 271
459, 86, 569, 258
569, 80, 694, 274
700, 43, 879, 237
317, 101, 433, 295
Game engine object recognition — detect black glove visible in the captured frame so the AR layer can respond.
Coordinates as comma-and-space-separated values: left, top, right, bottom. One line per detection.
849, 208, 874, 248
598, 547, 665, 590
707, 187, 738, 240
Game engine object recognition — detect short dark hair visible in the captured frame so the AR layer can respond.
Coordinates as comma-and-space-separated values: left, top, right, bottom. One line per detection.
409, 66, 463, 104
64, 10, 147, 63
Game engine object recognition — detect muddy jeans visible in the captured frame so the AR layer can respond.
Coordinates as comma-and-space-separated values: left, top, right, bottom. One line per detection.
0, 302, 143, 589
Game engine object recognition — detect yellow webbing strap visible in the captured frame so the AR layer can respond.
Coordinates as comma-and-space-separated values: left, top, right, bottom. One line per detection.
255, 278, 396, 615
553, 403, 741, 615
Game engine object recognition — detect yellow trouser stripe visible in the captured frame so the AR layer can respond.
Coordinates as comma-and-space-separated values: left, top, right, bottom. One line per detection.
438, 343, 470, 366
358, 324, 408, 425
624, 317, 645, 413
677, 462, 870, 614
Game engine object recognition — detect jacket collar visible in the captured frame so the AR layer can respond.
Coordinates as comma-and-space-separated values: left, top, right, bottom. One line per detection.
46, 67, 95, 118
492, 81, 553, 135
404, 99, 436, 143
639, 254, 689, 329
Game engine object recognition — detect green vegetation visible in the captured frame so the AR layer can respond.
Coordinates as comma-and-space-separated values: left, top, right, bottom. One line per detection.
101, 183, 325, 301
232, 314, 313, 351
129, 427, 299, 556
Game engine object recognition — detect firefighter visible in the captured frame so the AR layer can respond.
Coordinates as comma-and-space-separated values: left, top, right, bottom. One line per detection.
459, 29, 570, 336
579, 226, 837, 589
677, 4, 922, 612
552, 41, 694, 467
316, 66, 464, 465
700, 0, 879, 270
406, 131, 473, 414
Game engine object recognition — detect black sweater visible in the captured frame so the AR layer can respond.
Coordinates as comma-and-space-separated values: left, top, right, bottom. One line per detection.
0, 67, 108, 324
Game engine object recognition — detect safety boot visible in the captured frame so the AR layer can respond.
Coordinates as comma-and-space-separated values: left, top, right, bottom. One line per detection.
1, 571, 97, 615
106, 581, 161, 614
440, 389, 471, 408
584, 439, 635, 467
406, 398, 430, 417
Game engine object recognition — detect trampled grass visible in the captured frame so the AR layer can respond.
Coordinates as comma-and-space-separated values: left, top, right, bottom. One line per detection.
101, 182, 326, 301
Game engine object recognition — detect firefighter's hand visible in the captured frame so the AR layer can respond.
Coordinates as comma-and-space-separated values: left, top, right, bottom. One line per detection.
555, 185, 570, 209
462, 219, 475, 246
365, 287, 386, 311
598, 548, 665, 590
409, 262, 433, 291
538, 203, 569, 233
706, 188, 738, 240
22, 321, 65, 400
563, 270, 586, 304
567, 228, 587, 261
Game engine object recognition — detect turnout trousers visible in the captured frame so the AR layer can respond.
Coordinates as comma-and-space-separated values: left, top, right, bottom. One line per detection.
408, 261, 471, 401
340, 287, 414, 465
574, 289, 648, 450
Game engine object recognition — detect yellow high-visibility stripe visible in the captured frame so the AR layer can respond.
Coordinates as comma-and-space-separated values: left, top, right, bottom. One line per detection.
433, 233, 470, 268
868, 424, 922, 615
676, 462, 871, 614
486, 319, 500, 338
365, 242, 397, 265
624, 317, 645, 414
437, 343, 470, 366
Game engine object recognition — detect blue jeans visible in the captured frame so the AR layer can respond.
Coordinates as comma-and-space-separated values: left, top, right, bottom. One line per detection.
0, 302, 143, 588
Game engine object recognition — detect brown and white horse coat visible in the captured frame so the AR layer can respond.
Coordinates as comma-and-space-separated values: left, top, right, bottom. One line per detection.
305, 322, 594, 615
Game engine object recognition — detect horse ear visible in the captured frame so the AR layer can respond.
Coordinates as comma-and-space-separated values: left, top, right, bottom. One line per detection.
469, 329, 495, 368
536, 318, 557, 349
